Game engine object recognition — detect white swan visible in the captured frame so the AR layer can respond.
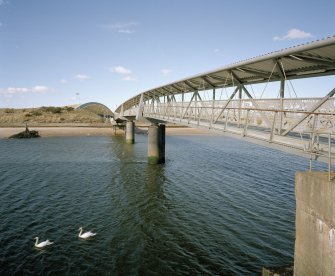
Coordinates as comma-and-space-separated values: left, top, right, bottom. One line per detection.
78, 227, 97, 239
34, 237, 53, 248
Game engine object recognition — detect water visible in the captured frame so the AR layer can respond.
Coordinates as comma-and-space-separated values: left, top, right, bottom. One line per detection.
0, 134, 326, 275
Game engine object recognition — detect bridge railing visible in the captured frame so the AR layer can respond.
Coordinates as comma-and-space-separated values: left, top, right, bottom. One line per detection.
122, 97, 335, 163
124, 98, 334, 135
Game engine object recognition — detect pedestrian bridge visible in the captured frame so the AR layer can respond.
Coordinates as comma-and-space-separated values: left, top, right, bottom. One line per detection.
115, 36, 335, 166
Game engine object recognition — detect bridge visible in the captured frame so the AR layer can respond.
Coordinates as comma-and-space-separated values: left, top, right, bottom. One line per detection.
113, 37, 335, 275
115, 36, 335, 169
76, 102, 114, 119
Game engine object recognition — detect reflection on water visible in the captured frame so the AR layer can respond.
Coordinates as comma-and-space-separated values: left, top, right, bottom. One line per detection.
0, 134, 327, 275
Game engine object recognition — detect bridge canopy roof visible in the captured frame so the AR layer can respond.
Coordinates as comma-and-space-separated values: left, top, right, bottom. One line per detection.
116, 36, 335, 113
76, 102, 114, 116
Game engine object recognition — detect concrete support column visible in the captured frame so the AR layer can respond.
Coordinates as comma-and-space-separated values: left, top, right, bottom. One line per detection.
211, 88, 215, 127
148, 124, 165, 164
238, 86, 242, 128
279, 79, 285, 135
294, 172, 335, 275
126, 121, 135, 144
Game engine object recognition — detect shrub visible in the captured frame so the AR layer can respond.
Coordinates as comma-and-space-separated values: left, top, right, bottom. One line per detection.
4, 108, 15, 113
64, 106, 74, 111
52, 107, 62, 114
30, 110, 43, 116
41, 106, 62, 114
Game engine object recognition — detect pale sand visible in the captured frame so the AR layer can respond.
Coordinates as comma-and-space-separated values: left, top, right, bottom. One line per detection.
0, 126, 215, 139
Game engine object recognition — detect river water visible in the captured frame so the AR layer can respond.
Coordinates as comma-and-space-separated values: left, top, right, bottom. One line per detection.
0, 133, 326, 275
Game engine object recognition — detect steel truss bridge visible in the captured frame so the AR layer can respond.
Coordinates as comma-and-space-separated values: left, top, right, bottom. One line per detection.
115, 36, 335, 168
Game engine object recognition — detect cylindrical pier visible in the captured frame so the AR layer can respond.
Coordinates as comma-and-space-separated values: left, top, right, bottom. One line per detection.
126, 121, 135, 144
148, 124, 165, 164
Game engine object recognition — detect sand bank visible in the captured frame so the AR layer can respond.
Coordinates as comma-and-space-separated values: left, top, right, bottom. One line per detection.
0, 127, 114, 138
0, 126, 215, 139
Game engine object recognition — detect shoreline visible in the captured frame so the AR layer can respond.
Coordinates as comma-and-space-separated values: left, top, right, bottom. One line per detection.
0, 126, 216, 139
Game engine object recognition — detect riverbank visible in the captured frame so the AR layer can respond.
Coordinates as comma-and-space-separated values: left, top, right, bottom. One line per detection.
0, 126, 216, 139
0, 127, 115, 138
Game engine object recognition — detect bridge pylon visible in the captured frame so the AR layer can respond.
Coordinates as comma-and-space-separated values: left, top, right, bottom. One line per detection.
125, 121, 135, 144
148, 124, 165, 164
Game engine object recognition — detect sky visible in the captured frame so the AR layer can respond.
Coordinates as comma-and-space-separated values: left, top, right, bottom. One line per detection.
0, 0, 334, 110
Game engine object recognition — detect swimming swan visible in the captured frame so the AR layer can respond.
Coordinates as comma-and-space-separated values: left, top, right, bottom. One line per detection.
34, 237, 53, 248
78, 227, 97, 239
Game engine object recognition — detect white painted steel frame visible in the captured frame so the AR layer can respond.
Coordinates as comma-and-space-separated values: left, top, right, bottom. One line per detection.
116, 36, 335, 113
115, 36, 335, 158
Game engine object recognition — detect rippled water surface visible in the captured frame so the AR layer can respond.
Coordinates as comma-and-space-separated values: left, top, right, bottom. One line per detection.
0, 134, 325, 275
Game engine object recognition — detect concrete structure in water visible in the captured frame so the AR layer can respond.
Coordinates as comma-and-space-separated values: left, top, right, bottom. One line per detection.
148, 124, 165, 164
125, 121, 135, 144
294, 172, 335, 275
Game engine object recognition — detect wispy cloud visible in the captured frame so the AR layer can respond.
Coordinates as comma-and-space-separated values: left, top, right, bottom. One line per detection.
0, 87, 29, 94
101, 22, 139, 34
110, 66, 132, 75
109, 65, 137, 81
32, 85, 49, 93
0, 0, 7, 6
74, 74, 90, 80
59, 79, 68, 84
273, 28, 313, 41
118, 29, 134, 34
122, 75, 137, 81
0, 85, 51, 95
161, 69, 172, 76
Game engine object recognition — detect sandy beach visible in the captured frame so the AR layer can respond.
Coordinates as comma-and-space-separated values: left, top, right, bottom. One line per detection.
0, 126, 215, 139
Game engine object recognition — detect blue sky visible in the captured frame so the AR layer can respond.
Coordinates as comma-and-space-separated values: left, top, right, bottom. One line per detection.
0, 0, 334, 110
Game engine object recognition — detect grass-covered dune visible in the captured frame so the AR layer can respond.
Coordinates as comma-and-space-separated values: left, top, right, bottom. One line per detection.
0, 106, 106, 125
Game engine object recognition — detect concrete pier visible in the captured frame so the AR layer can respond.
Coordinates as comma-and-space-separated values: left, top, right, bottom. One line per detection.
148, 124, 165, 164
126, 121, 135, 144
294, 172, 335, 276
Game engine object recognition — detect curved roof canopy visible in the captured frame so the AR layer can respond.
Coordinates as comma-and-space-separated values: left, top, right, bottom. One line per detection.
116, 36, 335, 113
76, 102, 114, 116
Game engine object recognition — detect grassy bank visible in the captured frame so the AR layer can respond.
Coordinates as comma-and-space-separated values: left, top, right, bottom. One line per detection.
0, 106, 105, 125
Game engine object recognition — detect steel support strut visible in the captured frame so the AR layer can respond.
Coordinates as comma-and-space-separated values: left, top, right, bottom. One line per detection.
282, 87, 335, 136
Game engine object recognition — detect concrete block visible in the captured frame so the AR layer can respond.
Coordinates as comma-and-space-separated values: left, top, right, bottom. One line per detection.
294, 172, 335, 276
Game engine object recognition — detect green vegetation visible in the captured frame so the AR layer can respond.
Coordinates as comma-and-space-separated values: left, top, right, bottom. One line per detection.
64, 106, 74, 111
28, 110, 43, 116
41, 106, 62, 114
4, 108, 15, 113
0, 106, 105, 124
